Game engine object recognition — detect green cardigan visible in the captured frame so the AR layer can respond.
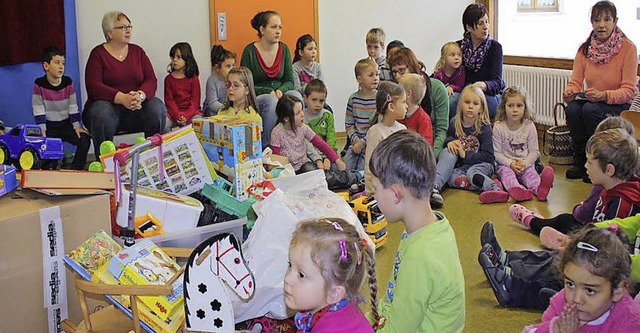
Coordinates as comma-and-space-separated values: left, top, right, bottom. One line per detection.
240, 42, 295, 96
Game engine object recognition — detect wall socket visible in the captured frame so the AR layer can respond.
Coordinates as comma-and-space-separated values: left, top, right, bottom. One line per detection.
218, 13, 227, 41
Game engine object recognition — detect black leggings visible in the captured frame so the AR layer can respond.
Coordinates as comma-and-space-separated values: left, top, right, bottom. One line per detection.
530, 213, 582, 236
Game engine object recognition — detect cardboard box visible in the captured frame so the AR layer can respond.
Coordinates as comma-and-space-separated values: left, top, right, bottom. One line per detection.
193, 116, 264, 200
0, 189, 112, 332
0, 164, 17, 197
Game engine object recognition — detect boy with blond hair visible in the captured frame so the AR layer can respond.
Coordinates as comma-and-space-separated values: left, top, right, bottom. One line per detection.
370, 130, 465, 332
366, 28, 392, 81
397, 73, 433, 146
343, 58, 379, 171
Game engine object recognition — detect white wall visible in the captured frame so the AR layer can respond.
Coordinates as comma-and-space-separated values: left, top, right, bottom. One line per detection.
498, 0, 640, 59
75, 0, 471, 131
75, 0, 212, 106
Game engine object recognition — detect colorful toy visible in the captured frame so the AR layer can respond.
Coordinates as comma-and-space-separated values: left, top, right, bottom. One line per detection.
0, 124, 63, 170
134, 212, 165, 238
349, 196, 388, 248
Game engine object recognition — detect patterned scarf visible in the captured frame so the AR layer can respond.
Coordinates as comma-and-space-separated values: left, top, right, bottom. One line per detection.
587, 26, 624, 64
461, 31, 492, 72
294, 298, 350, 333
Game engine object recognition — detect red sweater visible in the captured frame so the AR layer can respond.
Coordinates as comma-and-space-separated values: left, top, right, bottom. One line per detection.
85, 43, 157, 108
164, 74, 202, 123
397, 106, 434, 145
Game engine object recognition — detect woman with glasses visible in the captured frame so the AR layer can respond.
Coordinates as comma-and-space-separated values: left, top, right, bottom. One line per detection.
453, 3, 505, 121
84, 11, 166, 158
388, 47, 449, 157
240, 10, 303, 148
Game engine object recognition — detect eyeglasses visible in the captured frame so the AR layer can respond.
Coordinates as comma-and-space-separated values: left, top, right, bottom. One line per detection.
226, 82, 246, 90
391, 66, 408, 76
113, 25, 133, 32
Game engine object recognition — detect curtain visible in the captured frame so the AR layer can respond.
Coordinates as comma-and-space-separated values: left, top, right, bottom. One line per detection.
0, 0, 66, 66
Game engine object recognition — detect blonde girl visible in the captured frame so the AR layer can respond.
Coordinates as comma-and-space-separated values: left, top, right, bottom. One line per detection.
431, 85, 506, 207
218, 67, 261, 126
285, 218, 378, 333
204, 44, 236, 116
364, 81, 407, 195
493, 86, 554, 202
164, 42, 202, 131
524, 227, 640, 332
292, 34, 324, 94
433, 42, 466, 101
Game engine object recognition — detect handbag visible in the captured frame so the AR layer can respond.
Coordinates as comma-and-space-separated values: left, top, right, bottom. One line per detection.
543, 102, 574, 165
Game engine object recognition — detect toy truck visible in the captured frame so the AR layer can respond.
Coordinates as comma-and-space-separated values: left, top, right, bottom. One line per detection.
349, 196, 388, 248
0, 124, 64, 170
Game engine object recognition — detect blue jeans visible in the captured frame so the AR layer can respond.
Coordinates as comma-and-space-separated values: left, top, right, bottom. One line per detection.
84, 97, 166, 157
342, 146, 365, 171
434, 149, 495, 191
450, 92, 501, 121
257, 90, 303, 148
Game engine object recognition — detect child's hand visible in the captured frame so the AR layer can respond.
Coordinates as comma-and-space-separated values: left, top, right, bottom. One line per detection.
446, 86, 454, 97
273, 90, 284, 99
177, 115, 187, 126
447, 140, 461, 155
555, 302, 582, 333
75, 127, 88, 138
352, 137, 363, 154
472, 81, 487, 92
335, 158, 346, 171
323, 158, 331, 170
315, 159, 324, 169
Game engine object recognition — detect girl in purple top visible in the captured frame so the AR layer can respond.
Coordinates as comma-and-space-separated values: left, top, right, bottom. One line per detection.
433, 42, 465, 119
285, 219, 378, 333
523, 227, 640, 333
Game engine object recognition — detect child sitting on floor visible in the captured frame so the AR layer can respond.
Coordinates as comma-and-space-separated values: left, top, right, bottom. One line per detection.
285, 218, 377, 332
397, 73, 433, 146
433, 42, 465, 119
493, 86, 554, 202
304, 79, 336, 170
523, 227, 640, 332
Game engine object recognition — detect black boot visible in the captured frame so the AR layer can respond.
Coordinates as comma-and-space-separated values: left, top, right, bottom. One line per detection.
566, 143, 586, 179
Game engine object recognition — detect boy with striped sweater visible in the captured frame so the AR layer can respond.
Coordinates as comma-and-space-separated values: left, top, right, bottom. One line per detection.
32, 47, 90, 170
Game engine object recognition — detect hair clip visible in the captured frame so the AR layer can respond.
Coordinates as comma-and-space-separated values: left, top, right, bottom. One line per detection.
608, 223, 619, 233
386, 93, 393, 103
330, 221, 343, 231
354, 241, 362, 265
577, 241, 598, 252
339, 239, 348, 261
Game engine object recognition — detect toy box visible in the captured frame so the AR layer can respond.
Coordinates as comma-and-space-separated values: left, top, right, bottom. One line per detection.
116, 184, 204, 234
0, 164, 17, 197
107, 238, 184, 321
193, 116, 264, 200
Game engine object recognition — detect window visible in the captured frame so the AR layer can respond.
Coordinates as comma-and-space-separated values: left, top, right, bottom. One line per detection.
517, 0, 559, 13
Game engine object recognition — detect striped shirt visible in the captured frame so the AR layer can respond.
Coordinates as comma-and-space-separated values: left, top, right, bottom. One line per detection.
32, 75, 80, 131
345, 91, 376, 144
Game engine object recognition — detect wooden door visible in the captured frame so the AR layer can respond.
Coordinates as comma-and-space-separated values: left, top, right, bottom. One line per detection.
209, 0, 318, 61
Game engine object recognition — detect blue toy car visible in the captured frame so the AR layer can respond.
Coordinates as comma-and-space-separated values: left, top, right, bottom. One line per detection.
0, 124, 64, 170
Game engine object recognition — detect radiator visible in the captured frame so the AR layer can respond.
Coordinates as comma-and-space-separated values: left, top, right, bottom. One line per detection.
503, 65, 572, 126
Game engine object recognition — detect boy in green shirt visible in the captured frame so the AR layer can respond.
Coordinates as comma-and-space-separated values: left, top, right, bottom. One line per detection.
304, 79, 337, 170
369, 130, 465, 333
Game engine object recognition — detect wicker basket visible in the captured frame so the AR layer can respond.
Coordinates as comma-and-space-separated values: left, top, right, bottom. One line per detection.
543, 102, 574, 165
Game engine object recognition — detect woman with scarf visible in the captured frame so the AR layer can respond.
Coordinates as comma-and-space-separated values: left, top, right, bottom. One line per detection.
453, 3, 505, 121
563, 1, 637, 181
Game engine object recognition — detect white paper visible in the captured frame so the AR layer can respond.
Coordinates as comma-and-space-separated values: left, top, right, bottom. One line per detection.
40, 206, 68, 333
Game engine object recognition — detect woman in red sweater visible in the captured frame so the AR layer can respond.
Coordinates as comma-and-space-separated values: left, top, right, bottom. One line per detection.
83, 11, 166, 158
563, 1, 638, 181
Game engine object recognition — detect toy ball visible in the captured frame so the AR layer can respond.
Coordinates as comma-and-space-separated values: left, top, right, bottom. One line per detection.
134, 136, 146, 145
88, 161, 104, 172
99, 141, 116, 155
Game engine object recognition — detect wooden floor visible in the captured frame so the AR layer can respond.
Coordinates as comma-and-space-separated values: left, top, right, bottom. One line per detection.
353, 144, 593, 332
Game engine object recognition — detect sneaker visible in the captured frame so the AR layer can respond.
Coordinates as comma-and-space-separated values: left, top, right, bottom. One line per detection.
430, 187, 444, 208
479, 190, 509, 204
480, 244, 504, 270
478, 252, 511, 307
480, 221, 502, 256
566, 165, 586, 179
507, 186, 534, 202
536, 166, 554, 201
454, 176, 471, 190
508, 204, 542, 229
539, 226, 569, 250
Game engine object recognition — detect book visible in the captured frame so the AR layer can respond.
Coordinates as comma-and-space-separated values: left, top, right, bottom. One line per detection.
107, 238, 184, 321
64, 230, 184, 333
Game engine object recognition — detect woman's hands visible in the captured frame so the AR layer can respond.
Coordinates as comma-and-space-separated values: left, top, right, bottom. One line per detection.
115, 91, 144, 110
562, 88, 577, 104
271, 89, 284, 98
563, 87, 607, 103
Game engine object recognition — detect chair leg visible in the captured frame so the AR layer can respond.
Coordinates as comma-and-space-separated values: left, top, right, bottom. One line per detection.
60, 319, 77, 333
130, 295, 142, 333
77, 287, 93, 332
